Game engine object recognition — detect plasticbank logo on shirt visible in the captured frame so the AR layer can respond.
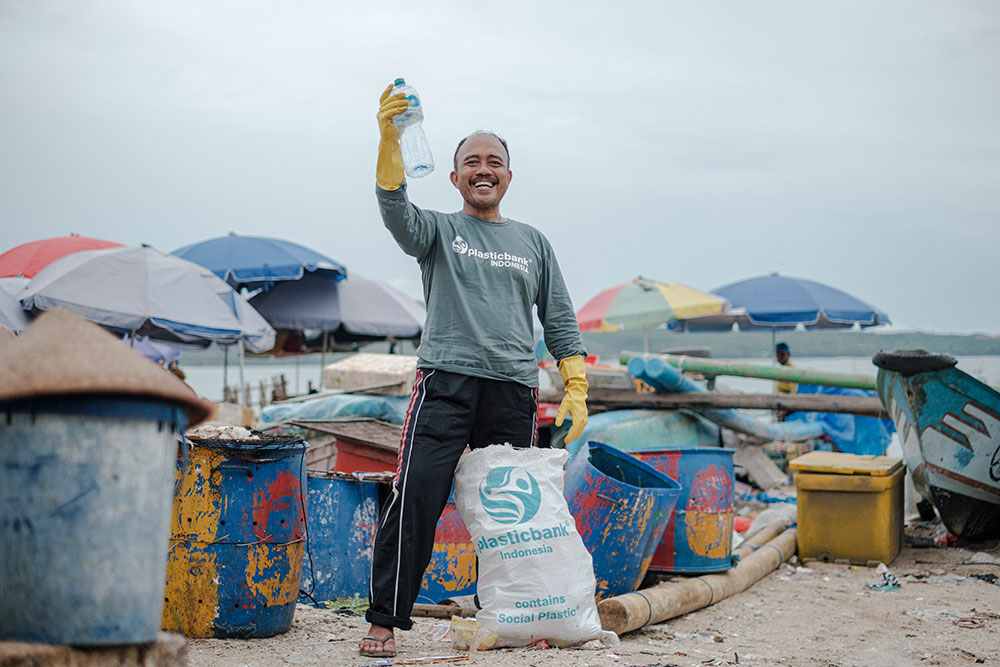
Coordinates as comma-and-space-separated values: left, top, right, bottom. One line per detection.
451, 234, 531, 274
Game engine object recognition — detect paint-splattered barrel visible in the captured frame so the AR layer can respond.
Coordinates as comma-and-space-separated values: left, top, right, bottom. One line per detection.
564, 441, 682, 600
417, 493, 478, 604
162, 436, 307, 638
631, 446, 735, 574
300, 471, 379, 604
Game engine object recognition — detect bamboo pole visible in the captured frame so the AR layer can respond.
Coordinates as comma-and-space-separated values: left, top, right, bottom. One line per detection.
412, 525, 793, 626
411, 603, 476, 619
732, 521, 788, 558
620, 352, 876, 390
642, 520, 790, 586
537, 388, 886, 418
598, 528, 797, 635
630, 358, 825, 442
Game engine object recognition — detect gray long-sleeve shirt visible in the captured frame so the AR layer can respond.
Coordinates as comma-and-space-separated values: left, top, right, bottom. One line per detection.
377, 185, 585, 387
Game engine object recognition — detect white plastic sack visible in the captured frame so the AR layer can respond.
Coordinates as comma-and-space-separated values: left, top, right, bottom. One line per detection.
453, 444, 617, 647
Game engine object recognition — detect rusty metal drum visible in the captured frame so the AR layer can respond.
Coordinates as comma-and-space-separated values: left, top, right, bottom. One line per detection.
162, 436, 307, 638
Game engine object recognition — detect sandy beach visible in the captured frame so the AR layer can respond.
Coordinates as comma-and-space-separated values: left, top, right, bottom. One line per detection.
186, 539, 1000, 667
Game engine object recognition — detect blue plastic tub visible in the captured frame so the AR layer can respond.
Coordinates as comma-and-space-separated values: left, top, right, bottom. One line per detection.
0, 397, 187, 645
564, 441, 681, 600
300, 471, 380, 604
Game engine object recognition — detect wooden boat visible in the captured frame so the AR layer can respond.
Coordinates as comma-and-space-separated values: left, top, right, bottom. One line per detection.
875, 350, 1000, 539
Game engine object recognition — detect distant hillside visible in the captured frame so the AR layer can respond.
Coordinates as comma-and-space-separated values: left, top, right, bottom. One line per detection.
580, 329, 1000, 362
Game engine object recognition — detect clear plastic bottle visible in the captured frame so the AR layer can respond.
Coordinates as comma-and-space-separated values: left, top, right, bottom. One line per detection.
391, 78, 435, 178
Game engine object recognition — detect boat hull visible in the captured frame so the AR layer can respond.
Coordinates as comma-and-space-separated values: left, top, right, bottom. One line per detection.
877, 364, 1000, 540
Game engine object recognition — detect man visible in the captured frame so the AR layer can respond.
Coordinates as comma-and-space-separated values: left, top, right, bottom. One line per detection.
774, 341, 796, 421
774, 342, 797, 394
359, 84, 589, 658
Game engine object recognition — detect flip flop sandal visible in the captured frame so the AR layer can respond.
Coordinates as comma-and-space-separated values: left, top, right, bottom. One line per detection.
359, 633, 396, 657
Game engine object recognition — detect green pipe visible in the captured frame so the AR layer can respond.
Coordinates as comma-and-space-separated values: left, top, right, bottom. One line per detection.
619, 351, 876, 390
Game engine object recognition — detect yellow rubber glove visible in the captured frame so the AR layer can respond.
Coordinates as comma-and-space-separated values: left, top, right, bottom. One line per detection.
555, 355, 589, 445
376, 83, 410, 191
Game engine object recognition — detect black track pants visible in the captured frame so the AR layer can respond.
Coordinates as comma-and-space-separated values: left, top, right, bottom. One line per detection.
366, 368, 539, 630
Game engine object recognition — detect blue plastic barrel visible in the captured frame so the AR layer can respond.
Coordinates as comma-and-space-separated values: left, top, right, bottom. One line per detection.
163, 436, 307, 638
417, 491, 477, 604
564, 441, 681, 600
0, 397, 188, 645
631, 446, 736, 573
300, 471, 380, 604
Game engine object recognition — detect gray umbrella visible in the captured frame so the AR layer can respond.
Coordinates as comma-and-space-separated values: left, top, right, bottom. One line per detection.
0, 289, 30, 333
20, 245, 275, 352
250, 271, 425, 340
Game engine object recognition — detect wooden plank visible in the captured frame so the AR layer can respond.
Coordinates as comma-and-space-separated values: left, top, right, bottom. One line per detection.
411, 603, 476, 619
538, 389, 886, 418
289, 418, 401, 451
0, 633, 186, 667
734, 446, 788, 490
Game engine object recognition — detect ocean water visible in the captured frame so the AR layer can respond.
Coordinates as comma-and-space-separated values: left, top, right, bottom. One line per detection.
181, 355, 1000, 404
182, 358, 329, 404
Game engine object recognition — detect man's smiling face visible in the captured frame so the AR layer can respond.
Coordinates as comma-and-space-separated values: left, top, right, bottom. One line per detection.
450, 134, 512, 220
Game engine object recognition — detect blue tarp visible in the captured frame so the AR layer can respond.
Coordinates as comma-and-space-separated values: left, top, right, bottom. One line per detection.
260, 393, 410, 425
784, 384, 895, 455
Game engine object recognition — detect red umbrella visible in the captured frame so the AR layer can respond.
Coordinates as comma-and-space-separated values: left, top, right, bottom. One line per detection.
0, 234, 124, 278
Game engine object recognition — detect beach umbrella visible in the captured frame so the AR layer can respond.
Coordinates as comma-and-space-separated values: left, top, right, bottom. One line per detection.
249, 271, 425, 343
0, 289, 31, 333
172, 232, 347, 291
249, 271, 424, 390
334, 273, 425, 341
122, 334, 182, 365
19, 245, 275, 353
0, 234, 124, 279
0, 277, 29, 296
683, 272, 890, 331
577, 277, 727, 332
576, 277, 728, 354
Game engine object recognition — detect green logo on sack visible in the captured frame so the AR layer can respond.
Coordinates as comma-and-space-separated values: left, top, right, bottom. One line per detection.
479, 466, 541, 525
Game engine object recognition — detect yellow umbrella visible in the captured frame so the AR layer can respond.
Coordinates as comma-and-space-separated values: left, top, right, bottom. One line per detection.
576, 276, 727, 333
575, 277, 728, 353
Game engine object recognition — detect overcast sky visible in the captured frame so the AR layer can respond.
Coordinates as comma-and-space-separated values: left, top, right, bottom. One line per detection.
1, 1, 997, 334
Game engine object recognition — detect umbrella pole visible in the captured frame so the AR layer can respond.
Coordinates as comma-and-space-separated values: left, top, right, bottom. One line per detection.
238, 339, 246, 406
319, 330, 328, 389
770, 328, 776, 360
223, 344, 229, 400
295, 355, 301, 396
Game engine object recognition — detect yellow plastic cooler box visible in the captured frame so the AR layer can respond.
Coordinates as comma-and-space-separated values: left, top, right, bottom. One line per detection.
789, 451, 905, 566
